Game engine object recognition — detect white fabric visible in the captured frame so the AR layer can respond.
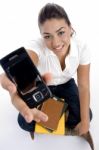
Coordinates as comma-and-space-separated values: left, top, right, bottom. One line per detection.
25, 35, 90, 85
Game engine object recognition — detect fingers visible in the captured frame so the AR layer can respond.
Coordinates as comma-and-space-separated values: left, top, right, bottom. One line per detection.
32, 108, 48, 122
13, 95, 34, 123
74, 122, 89, 136
0, 73, 49, 123
23, 107, 48, 123
42, 72, 52, 84
11, 93, 48, 123
0, 73, 16, 94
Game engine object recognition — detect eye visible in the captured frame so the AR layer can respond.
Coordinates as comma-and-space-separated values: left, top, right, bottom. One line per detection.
43, 35, 51, 39
58, 31, 65, 36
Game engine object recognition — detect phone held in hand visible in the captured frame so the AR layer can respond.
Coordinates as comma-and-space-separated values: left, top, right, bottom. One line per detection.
0, 47, 52, 108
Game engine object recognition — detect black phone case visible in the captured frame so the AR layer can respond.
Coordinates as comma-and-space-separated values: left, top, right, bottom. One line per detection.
0, 47, 52, 108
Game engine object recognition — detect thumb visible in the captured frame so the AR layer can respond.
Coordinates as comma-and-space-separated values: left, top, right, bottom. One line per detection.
42, 72, 52, 84
8, 84, 17, 94
0, 73, 16, 94
24, 113, 33, 123
21, 106, 34, 123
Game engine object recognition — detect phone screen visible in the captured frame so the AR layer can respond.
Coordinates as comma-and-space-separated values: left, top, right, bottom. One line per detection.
8, 57, 38, 93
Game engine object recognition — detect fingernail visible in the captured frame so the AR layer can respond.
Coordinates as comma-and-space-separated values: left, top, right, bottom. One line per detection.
41, 115, 48, 122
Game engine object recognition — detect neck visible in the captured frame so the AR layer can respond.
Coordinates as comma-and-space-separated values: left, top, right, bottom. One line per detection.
57, 45, 70, 70
58, 45, 70, 60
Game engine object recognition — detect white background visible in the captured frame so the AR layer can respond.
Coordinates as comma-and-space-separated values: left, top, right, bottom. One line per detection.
0, 0, 99, 150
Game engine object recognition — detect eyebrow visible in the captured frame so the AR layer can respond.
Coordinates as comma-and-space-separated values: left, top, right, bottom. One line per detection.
43, 27, 65, 35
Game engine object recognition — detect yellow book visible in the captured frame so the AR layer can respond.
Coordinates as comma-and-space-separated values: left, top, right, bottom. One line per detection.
35, 113, 65, 135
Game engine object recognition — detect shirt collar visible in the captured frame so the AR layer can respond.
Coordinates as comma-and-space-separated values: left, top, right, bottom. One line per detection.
65, 36, 78, 70
69, 36, 78, 57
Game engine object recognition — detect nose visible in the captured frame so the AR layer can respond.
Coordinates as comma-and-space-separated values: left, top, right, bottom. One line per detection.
52, 36, 61, 48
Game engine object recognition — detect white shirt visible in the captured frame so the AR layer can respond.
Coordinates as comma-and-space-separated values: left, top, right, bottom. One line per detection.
25, 35, 90, 85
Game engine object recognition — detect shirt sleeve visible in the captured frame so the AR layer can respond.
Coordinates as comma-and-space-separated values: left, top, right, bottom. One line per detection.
79, 43, 91, 65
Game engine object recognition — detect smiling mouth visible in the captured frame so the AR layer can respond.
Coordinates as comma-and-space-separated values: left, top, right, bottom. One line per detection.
53, 45, 64, 52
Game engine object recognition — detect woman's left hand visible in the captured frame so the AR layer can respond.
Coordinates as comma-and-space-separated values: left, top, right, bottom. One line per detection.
74, 121, 90, 136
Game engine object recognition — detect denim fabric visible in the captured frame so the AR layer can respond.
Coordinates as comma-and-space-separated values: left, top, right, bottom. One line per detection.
18, 114, 36, 132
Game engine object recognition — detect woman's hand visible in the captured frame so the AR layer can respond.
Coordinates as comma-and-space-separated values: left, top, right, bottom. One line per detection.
74, 120, 90, 136
0, 73, 52, 123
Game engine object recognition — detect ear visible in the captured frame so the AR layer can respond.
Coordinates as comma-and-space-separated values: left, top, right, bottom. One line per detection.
70, 26, 75, 36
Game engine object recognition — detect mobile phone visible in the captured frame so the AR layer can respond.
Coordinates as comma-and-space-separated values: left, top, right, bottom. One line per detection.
0, 47, 52, 108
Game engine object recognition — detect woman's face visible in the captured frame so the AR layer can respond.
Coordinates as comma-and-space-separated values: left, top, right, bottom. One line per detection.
40, 18, 72, 57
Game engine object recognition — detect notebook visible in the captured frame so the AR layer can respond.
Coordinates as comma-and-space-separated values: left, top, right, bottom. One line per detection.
37, 97, 67, 131
35, 113, 65, 135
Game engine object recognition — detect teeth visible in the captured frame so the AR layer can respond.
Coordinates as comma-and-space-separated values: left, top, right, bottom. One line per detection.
55, 45, 63, 50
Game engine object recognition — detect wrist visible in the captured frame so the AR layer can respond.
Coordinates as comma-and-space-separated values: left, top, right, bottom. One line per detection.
81, 113, 90, 123
81, 120, 90, 127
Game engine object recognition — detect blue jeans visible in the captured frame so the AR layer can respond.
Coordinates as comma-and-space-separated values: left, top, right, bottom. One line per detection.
18, 78, 92, 132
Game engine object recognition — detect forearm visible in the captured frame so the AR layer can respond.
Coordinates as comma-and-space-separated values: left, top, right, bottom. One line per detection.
78, 85, 90, 122
27, 49, 39, 65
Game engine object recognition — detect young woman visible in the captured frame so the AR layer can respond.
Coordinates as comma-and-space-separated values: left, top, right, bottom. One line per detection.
0, 3, 92, 136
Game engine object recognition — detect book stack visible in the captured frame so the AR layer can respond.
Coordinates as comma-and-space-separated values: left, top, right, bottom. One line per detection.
35, 97, 68, 135
34, 98, 94, 150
